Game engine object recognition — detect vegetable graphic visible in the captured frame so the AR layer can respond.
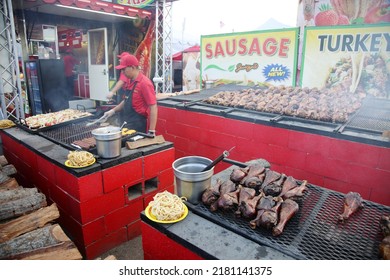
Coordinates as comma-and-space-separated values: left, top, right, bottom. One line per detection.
364, 4, 390, 23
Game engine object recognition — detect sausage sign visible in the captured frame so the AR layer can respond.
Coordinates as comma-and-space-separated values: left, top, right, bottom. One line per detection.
201, 28, 299, 87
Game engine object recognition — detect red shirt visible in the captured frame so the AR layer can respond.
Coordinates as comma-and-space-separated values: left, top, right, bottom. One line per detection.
63, 54, 79, 77
122, 72, 156, 117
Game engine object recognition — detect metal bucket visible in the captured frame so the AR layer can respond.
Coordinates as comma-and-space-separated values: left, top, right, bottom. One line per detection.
92, 126, 122, 158
172, 156, 214, 204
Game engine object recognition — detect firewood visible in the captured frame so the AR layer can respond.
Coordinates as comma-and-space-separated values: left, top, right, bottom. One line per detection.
0, 178, 20, 192
0, 203, 60, 243
0, 155, 8, 167
0, 192, 47, 221
0, 224, 82, 260
0, 187, 38, 204
1, 165, 17, 177
0, 171, 10, 184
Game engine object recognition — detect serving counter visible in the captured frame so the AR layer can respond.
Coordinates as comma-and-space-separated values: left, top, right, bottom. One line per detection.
0, 127, 174, 259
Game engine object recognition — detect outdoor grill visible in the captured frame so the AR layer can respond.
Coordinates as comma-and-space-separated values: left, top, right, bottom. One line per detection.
177, 84, 390, 136
38, 120, 100, 150
339, 97, 390, 134
187, 184, 389, 260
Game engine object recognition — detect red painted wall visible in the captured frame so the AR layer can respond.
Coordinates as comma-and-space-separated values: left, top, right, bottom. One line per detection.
141, 222, 203, 260
156, 106, 390, 206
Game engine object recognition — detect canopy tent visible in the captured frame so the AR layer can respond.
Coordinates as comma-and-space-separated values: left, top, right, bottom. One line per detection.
172, 45, 200, 61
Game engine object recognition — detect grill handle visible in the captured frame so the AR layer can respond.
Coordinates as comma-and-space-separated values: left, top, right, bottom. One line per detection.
222, 158, 248, 168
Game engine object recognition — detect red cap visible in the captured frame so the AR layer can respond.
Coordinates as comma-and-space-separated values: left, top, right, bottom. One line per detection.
117, 52, 131, 58
115, 54, 139, 69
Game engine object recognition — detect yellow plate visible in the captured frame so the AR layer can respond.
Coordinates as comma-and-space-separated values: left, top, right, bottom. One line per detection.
145, 204, 188, 224
65, 158, 96, 168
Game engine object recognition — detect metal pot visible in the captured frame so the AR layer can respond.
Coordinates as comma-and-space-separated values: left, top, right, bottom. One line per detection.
91, 126, 122, 158
172, 156, 214, 204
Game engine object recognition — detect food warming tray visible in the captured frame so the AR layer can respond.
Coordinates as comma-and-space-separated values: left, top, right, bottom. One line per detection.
187, 183, 389, 260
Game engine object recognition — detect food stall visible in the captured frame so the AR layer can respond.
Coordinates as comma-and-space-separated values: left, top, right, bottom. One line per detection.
140, 1, 390, 259
2, 0, 389, 261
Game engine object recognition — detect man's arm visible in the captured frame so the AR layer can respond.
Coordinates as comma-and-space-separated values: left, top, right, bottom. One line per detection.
148, 104, 158, 132
107, 80, 125, 99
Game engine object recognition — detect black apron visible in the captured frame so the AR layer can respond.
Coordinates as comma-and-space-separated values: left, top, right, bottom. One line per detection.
121, 82, 147, 133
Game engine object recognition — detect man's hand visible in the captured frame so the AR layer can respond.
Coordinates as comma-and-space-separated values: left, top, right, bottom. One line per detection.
148, 130, 156, 137
107, 91, 114, 100
103, 109, 115, 119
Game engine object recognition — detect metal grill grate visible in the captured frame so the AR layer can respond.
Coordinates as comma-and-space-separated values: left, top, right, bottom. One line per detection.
346, 108, 390, 133
39, 120, 100, 146
188, 185, 389, 260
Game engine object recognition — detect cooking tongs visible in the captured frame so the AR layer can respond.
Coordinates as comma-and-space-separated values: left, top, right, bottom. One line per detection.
86, 115, 108, 127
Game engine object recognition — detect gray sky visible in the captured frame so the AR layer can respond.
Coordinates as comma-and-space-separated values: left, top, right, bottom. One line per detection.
171, 0, 299, 50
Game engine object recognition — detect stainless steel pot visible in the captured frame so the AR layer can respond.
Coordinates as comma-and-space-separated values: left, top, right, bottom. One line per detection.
91, 126, 122, 158
172, 156, 214, 204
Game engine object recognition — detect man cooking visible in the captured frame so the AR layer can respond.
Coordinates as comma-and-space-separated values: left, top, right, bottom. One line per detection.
103, 54, 157, 135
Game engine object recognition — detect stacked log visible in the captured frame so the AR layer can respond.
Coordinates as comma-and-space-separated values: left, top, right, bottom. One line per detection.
0, 155, 82, 260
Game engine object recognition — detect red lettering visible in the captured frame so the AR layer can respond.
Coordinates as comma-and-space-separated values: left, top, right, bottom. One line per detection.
238, 38, 247, 55
215, 41, 225, 57
226, 39, 237, 56
263, 38, 277, 56
279, 38, 290, 57
205, 43, 213, 59
248, 38, 261, 55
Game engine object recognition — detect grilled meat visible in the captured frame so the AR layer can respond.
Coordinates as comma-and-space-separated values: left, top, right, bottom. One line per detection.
251, 196, 283, 230
279, 176, 298, 198
272, 199, 299, 236
380, 215, 390, 259
261, 169, 281, 188
380, 235, 390, 260
202, 179, 222, 206
250, 195, 278, 229
217, 188, 240, 210
238, 194, 262, 219
235, 186, 256, 218
281, 180, 308, 200
204, 85, 365, 123
242, 176, 263, 190
263, 174, 286, 196
240, 164, 265, 189
210, 180, 237, 212
380, 215, 390, 237
230, 167, 248, 183
338, 191, 363, 223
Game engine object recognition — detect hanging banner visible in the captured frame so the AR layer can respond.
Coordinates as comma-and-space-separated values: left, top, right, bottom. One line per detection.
201, 28, 299, 87
114, 0, 155, 9
300, 24, 390, 99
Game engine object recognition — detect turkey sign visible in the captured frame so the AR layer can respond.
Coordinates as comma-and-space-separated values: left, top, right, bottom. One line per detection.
300, 24, 390, 99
